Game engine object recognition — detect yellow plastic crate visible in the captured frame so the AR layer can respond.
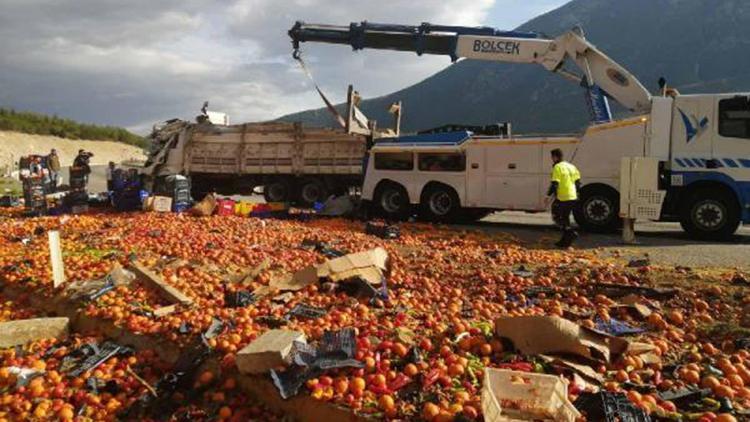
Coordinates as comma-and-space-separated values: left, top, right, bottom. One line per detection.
235, 201, 256, 217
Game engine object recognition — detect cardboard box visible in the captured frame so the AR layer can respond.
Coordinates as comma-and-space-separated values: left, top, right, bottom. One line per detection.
153, 196, 173, 213
0, 317, 70, 348
481, 369, 580, 422
236, 330, 305, 375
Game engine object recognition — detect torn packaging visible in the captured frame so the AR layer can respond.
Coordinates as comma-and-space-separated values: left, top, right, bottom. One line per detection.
64, 264, 134, 302
317, 247, 388, 285
495, 316, 629, 363
261, 247, 389, 295
539, 355, 604, 384
236, 330, 306, 375
271, 328, 363, 399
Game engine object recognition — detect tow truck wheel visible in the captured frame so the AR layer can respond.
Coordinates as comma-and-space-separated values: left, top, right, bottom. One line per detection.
263, 181, 290, 203
374, 182, 411, 220
573, 186, 621, 233
680, 189, 740, 240
298, 180, 328, 207
421, 185, 461, 222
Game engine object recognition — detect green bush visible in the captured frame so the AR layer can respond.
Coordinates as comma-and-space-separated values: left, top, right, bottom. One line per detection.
0, 108, 147, 148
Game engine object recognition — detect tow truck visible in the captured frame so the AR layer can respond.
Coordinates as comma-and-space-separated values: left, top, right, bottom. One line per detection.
288, 21, 750, 239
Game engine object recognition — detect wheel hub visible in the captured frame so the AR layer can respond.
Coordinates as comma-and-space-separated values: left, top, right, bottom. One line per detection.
302, 184, 321, 203
430, 192, 453, 216
694, 201, 724, 229
585, 197, 611, 223
382, 190, 404, 213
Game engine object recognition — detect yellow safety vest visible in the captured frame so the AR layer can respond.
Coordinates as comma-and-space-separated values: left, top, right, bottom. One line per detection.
551, 161, 581, 201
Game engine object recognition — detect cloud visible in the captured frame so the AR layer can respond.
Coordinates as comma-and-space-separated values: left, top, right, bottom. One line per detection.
0, 0, 567, 133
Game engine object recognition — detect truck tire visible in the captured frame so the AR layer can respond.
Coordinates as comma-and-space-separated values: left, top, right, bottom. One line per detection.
298, 179, 329, 207
420, 184, 461, 222
263, 181, 290, 203
574, 187, 621, 233
374, 182, 411, 220
680, 188, 740, 240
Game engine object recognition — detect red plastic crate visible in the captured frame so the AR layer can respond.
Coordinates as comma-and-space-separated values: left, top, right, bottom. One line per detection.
217, 199, 236, 216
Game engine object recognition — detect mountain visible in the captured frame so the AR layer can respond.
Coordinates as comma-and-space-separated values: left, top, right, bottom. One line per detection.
280, 0, 750, 134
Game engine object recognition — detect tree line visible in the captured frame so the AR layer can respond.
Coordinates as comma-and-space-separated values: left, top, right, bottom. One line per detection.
0, 108, 147, 148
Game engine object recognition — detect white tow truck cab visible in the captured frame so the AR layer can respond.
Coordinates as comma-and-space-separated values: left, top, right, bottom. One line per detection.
364, 93, 750, 239
290, 21, 750, 239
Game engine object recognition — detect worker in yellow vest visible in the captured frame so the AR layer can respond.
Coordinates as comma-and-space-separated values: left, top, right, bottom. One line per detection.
547, 148, 581, 248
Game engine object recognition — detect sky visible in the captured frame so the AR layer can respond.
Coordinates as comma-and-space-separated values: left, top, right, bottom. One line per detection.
0, 0, 568, 134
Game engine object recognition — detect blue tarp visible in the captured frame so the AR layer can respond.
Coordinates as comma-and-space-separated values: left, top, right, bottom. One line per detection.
594, 316, 645, 336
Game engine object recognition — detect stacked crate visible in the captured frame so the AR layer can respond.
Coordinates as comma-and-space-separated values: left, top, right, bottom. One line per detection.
22, 177, 47, 215
66, 167, 89, 213
111, 169, 142, 212
155, 175, 191, 212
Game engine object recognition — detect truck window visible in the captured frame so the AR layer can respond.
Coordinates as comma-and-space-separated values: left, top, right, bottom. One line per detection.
719, 97, 750, 139
374, 152, 414, 170
418, 153, 466, 172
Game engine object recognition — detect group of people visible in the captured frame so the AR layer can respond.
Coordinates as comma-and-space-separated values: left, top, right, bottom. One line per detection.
25, 149, 95, 189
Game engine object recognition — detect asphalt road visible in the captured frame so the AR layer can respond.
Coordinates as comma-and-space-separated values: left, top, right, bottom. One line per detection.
477, 211, 750, 270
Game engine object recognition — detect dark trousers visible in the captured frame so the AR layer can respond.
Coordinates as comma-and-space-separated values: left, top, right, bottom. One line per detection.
552, 200, 578, 246
552, 200, 575, 228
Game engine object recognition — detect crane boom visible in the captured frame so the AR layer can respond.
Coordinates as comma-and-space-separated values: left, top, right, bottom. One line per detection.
289, 21, 652, 116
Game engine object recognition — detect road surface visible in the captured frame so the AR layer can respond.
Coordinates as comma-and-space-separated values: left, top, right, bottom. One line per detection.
476, 211, 750, 270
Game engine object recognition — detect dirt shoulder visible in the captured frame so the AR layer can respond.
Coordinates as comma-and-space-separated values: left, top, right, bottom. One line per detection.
0, 130, 145, 175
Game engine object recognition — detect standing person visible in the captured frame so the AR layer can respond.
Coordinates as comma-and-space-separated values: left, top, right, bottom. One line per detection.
547, 149, 581, 248
29, 157, 43, 177
47, 149, 61, 188
106, 162, 116, 191
73, 150, 93, 184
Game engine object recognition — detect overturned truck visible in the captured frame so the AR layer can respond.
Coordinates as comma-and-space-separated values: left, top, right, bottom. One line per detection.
142, 86, 400, 205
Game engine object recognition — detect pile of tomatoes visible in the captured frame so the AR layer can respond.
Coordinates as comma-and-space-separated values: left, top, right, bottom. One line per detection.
0, 210, 749, 421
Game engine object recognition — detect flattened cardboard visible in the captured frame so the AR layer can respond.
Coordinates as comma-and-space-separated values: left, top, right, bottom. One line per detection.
131, 262, 193, 306
317, 247, 388, 285
628, 342, 662, 365
495, 316, 629, 363
270, 266, 318, 292
260, 248, 389, 295
238, 258, 271, 286
153, 304, 178, 317
611, 303, 652, 319
0, 317, 69, 348
540, 354, 604, 384
236, 329, 306, 375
